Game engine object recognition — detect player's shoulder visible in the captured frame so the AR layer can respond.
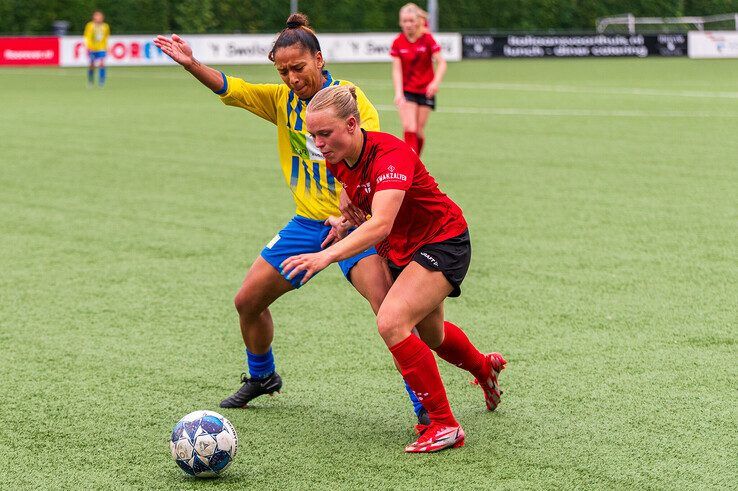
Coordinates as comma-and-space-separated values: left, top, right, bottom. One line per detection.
422, 32, 439, 45
267, 82, 290, 101
334, 78, 354, 87
368, 131, 404, 146
367, 131, 415, 161
334, 79, 368, 99
335, 78, 362, 90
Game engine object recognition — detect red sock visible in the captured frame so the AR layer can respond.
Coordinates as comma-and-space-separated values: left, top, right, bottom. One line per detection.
403, 131, 419, 153
434, 321, 487, 380
389, 334, 457, 427
417, 136, 425, 155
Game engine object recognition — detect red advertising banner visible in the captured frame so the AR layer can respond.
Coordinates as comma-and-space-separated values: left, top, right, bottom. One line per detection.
0, 37, 60, 66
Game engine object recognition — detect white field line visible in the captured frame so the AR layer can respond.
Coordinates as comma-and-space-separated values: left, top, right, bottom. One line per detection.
375, 104, 738, 118
0, 68, 187, 80
3, 68, 738, 100
359, 79, 738, 100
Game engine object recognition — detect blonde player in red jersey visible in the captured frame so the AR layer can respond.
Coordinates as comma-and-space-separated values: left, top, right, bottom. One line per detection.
391, 3, 447, 156
281, 85, 507, 453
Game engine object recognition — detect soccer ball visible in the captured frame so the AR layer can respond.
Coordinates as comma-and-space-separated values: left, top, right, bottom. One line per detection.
170, 410, 238, 477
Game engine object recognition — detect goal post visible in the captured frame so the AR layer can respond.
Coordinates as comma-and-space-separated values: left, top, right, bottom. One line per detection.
597, 13, 738, 34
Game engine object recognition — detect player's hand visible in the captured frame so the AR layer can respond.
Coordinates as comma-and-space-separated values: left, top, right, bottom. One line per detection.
425, 81, 439, 98
321, 216, 351, 248
394, 93, 406, 107
339, 191, 366, 227
153, 34, 194, 68
280, 252, 331, 285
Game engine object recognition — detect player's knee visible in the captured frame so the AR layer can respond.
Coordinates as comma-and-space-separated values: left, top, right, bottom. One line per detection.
376, 308, 409, 343
234, 290, 257, 317
376, 313, 397, 341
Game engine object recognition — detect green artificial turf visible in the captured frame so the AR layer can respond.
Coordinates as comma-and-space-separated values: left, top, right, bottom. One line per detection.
0, 58, 736, 489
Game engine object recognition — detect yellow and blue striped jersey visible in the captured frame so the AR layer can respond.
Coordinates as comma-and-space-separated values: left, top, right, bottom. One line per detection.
83, 22, 110, 52
218, 70, 380, 220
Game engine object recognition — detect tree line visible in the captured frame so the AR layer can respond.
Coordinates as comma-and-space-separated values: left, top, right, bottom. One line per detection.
1, 0, 735, 35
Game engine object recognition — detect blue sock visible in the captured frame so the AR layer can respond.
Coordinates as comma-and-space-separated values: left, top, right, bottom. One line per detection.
405, 380, 425, 416
87, 68, 94, 84
246, 348, 275, 380
99, 67, 106, 86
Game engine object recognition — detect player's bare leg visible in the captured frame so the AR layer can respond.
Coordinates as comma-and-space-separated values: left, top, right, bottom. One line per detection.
350, 254, 431, 425
398, 100, 418, 134
414, 301, 507, 411
410, 269, 507, 412
413, 301, 445, 348
377, 263, 451, 347
398, 100, 420, 153
415, 105, 432, 155
234, 256, 293, 351
347, 254, 393, 314
220, 256, 293, 408
377, 263, 464, 452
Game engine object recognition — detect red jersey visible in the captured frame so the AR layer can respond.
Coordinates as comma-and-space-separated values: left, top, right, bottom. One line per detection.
327, 131, 467, 266
390, 32, 441, 94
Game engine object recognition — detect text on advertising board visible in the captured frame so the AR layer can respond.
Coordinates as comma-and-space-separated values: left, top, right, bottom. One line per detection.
0, 37, 59, 66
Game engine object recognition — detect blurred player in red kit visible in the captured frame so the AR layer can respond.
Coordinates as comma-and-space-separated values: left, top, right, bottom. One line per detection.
390, 3, 447, 156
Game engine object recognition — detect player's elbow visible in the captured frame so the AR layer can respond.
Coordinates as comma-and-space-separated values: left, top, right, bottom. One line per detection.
374, 221, 393, 241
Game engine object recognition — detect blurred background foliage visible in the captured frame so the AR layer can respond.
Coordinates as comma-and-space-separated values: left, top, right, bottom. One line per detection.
0, 0, 736, 34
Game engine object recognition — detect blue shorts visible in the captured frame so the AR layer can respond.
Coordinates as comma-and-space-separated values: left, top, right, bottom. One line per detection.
261, 215, 377, 289
89, 50, 106, 61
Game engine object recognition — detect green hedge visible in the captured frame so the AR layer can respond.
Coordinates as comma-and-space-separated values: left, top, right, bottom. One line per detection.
0, 0, 736, 35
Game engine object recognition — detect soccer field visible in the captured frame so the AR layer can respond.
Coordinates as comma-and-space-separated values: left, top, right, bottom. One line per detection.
1, 58, 736, 489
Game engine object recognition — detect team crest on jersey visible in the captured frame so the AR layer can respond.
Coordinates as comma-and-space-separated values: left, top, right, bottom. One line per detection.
359, 182, 372, 194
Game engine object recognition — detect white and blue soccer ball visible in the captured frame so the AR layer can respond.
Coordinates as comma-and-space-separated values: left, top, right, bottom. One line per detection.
170, 410, 238, 477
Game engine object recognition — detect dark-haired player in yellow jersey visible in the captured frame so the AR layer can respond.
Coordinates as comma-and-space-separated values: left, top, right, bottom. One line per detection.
84, 10, 110, 87
154, 13, 430, 425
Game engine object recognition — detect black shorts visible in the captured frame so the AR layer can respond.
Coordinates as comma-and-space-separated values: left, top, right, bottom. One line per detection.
404, 90, 436, 110
388, 230, 471, 297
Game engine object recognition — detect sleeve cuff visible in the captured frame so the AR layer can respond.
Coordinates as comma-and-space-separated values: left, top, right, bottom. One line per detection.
214, 71, 228, 95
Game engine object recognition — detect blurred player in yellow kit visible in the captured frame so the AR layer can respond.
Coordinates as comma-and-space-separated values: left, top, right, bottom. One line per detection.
84, 10, 110, 87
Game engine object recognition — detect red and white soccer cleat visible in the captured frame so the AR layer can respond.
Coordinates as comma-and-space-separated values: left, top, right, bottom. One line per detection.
473, 352, 507, 411
404, 423, 465, 453
413, 423, 429, 435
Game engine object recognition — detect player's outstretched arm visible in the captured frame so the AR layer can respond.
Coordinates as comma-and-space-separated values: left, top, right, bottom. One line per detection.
153, 34, 223, 93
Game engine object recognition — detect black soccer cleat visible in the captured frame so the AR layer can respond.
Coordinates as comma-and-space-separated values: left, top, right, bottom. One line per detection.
219, 372, 283, 408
